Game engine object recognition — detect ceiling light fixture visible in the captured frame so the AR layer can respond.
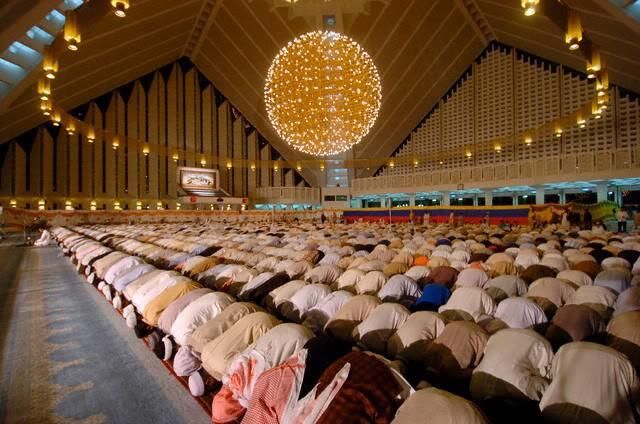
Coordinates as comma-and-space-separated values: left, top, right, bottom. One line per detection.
265, 30, 381, 156
43, 46, 58, 79
111, 0, 130, 18
565, 10, 582, 51
521, 0, 539, 16
63, 11, 81, 51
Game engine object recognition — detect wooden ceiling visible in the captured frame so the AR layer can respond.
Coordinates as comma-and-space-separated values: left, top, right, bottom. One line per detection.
1, 0, 639, 178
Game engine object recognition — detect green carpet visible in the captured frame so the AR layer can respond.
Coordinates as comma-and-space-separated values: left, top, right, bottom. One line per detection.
0, 246, 210, 424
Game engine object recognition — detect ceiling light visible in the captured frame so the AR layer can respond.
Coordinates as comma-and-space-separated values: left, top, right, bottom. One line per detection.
565, 10, 582, 51
63, 11, 81, 51
51, 112, 61, 126
40, 98, 52, 116
38, 78, 51, 101
43, 45, 58, 79
264, 30, 381, 156
111, 0, 130, 18
521, 0, 538, 16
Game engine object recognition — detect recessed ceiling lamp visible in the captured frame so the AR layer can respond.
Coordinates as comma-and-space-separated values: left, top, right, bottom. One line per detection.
264, 30, 381, 156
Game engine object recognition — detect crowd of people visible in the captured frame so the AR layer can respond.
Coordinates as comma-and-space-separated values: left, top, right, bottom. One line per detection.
50, 219, 640, 423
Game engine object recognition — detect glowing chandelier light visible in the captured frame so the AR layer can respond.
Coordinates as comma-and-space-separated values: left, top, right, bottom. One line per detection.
264, 30, 381, 156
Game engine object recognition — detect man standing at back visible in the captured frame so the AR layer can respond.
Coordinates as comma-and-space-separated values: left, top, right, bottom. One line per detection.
614, 208, 628, 233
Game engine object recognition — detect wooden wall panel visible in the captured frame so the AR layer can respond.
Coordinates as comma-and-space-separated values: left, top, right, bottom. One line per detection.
0, 59, 307, 208
147, 77, 159, 200
167, 64, 179, 199
233, 118, 244, 197
55, 132, 68, 198
218, 102, 229, 191
14, 143, 26, 197
68, 132, 79, 198
116, 93, 127, 200
157, 71, 168, 199
29, 132, 43, 197
0, 144, 14, 197
260, 144, 270, 189
185, 68, 197, 169
42, 129, 54, 197
91, 103, 104, 199
104, 95, 117, 199
247, 131, 257, 197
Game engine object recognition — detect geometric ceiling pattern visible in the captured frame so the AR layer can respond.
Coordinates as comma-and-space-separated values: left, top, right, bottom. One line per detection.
1, 0, 639, 180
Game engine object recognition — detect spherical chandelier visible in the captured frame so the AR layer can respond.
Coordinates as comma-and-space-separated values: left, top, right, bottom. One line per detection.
265, 30, 381, 156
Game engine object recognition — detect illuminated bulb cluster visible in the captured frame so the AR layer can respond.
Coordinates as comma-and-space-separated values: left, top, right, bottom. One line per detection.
264, 30, 381, 156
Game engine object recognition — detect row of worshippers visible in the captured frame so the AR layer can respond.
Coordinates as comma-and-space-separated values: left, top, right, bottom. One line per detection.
52, 221, 640, 423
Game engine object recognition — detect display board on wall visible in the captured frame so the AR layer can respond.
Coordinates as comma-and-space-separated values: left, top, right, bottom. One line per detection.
178, 167, 220, 196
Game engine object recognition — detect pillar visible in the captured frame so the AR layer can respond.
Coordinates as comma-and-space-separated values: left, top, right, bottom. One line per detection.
473, 195, 478, 206
559, 190, 566, 204
535, 186, 545, 205
596, 182, 608, 204
409, 194, 415, 207
442, 191, 450, 206
484, 190, 492, 206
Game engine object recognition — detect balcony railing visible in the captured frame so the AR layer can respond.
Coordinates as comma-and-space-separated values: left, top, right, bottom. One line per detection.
352, 148, 640, 195
254, 186, 321, 204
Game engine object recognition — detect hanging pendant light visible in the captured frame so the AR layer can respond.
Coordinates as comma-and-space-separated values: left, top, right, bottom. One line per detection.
51, 111, 62, 126
586, 45, 601, 79
521, 0, 539, 17
596, 69, 609, 97
43, 45, 58, 79
565, 10, 582, 51
64, 10, 81, 51
40, 98, 52, 116
66, 121, 76, 135
592, 99, 603, 119
111, 0, 130, 18
37, 78, 51, 101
